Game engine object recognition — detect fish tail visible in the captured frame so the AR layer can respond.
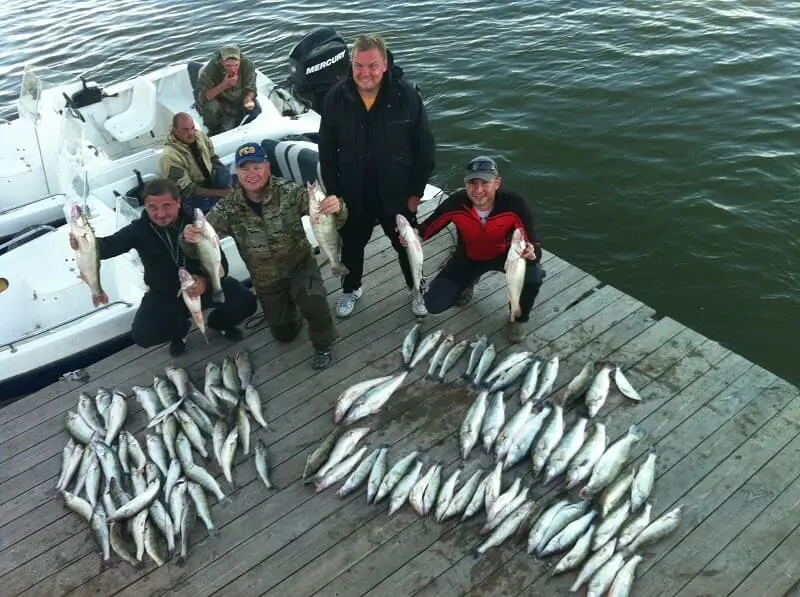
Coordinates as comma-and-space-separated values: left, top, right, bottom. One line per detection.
212, 291, 225, 304
92, 291, 109, 307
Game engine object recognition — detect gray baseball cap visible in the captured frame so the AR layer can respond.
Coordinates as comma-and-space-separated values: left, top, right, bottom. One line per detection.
464, 156, 499, 182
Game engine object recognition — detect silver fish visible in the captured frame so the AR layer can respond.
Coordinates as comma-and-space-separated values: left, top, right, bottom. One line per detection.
93, 439, 122, 488
210, 384, 240, 409
236, 404, 251, 455
543, 416, 588, 485
527, 499, 568, 554
409, 463, 439, 516
146, 433, 170, 478
70, 445, 94, 496
408, 329, 443, 370
154, 376, 180, 408
618, 502, 653, 549
337, 446, 382, 498
532, 501, 588, 555
176, 408, 209, 458
488, 358, 532, 393
538, 510, 596, 557
178, 266, 208, 342
244, 385, 268, 429
420, 463, 442, 517
188, 480, 219, 537
78, 393, 106, 434
177, 499, 196, 566
222, 356, 240, 394
107, 478, 161, 522
471, 343, 496, 388
175, 431, 195, 469
464, 335, 488, 379
531, 355, 559, 403
220, 426, 239, 488
147, 397, 186, 429
504, 405, 551, 470
581, 425, 646, 499
460, 391, 489, 459
475, 501, 534, 556
132, 510, 148, 561
343, 372, 409, 424
434, 467, 462, 522
189, 385, 224, 419
130, 466, 147, 496
586, 553, 626, 597
519, 358, 542, 405
366, 444, 390, 503
396, 213, 425, 294
133, 385, 161, 421
484, 486, 529, 534
623, 504, 684, 555
56, 438, 78, 490
531, 403, 565, 477
204, 362, 222, 401
461, 473, 490, 521
630, 449, 657, 513
614, 365, 642, 401
303, 428, 343, 483
89, 503, 112, 565
308, 180, 348, 276
117, 430, 130, 475
318, 426, 371, 477
169, 480, 188, 539
570, 538, 618, 593
144, 519, 167, 566
212, 420, 228, 468
183, 398, 215, 436
485, 477, 521, 526
161, 414, 178, 460
164, 458, 182, 504
254, 439, 275, 490
184, 462, 232, 506
483, 462, 504, 514
126, 432, 147, 470
494, 400, 534, 462
84, 454, 101, 508
374, 451, 420, 503
388, 460, 423, 515
235, 350, 253, 390
315, 447, 368, 492
61, 489, 94, 521
503, 228, 527, 321
165, 365, 191, 398
442, 469, 482, 521
427, 334, 454, 379
149, 498, 176, 554
334, 376, 394, 424
607, 554, 644, 597
484, 351, 534, 386
401, 322, 421, 368
437, 338, 469, 382
585, 363, 613, 418
191, 207, 225, 302
481, 392, 506, 453
598, 468, 635, 518
593, 500, 631, 551
65, 411, 96, 445
110, 521, 140, 568
562, 360, 596, 404
552, 524, 595, 576
565, 421, 607, 489
94, 388, 112, 423
70, 203, 109, 307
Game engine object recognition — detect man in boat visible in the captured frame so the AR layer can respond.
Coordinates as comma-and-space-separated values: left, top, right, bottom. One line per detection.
402, 156, 545, 343
160, 112, 231, 214
195, 44, 261, 135
184, 142, 347, 370
318, 33, 435, 320
69, 178, 257, 356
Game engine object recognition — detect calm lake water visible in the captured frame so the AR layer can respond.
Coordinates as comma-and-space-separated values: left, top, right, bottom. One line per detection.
1, 0, 798, 386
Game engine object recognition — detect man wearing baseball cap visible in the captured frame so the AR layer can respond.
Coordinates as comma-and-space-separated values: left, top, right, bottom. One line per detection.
183, 142, 347, 369
195, 44, 261, 135
405, 156, 545, 343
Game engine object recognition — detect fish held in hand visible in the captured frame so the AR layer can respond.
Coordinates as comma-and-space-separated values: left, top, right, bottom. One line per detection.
396, 214, 425, 294
308, 181, 348, 276
70, 203, 108, 307
191, 208, 225, 303
178, 267, 207, 343
503, 228, 527, 321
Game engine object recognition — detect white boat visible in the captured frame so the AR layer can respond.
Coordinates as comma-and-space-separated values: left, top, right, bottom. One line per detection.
0, 136, 445, 399
0, 59, 319, 242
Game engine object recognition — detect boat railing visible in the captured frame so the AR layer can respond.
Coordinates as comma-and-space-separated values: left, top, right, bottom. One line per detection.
0, 194, 66, 216
0, 300, 133, 353
0, 225, 57, 252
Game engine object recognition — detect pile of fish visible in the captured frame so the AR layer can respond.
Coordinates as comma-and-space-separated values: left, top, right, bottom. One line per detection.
313, 323, 683, 596
57, 351, 274, 569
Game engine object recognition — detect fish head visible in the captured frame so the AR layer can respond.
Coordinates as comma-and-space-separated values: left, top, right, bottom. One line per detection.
70, 203, 84, 222
177, 267, 194, 289
192, 208, 206, 228
395, 213, 410, 233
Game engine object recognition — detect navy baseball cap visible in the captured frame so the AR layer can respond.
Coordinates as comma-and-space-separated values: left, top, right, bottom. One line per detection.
235, 142, 267, 166
464, 156, 499, 182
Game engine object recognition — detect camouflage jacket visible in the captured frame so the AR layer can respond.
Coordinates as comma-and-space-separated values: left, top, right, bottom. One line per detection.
204, 177, 348, 283
195, 54, 257, 110
160, 130, 217, 198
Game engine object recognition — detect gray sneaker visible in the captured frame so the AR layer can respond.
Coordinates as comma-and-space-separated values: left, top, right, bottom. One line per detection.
507, 321, 528, 344
336, 287, 363, 318
410, 289, 428, 317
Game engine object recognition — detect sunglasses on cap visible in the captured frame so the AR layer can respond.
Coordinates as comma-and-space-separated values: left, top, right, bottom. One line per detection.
466, 159, 498, 174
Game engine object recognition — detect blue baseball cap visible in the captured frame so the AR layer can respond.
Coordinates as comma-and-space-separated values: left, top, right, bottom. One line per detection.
235, 142, 267, 166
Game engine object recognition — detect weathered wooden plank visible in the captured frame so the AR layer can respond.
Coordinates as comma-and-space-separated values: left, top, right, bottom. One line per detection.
0, 477, 52, 528
669, 407, 800, 597
727, 522, 800, 597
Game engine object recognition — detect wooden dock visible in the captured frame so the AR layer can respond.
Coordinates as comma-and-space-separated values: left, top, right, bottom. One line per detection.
2, 199, 799, 597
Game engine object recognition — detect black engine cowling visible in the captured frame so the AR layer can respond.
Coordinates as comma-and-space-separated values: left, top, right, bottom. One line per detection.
287, 27, 350, 116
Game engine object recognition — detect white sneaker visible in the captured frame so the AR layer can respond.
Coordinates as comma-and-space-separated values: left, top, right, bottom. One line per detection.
410, 289, 428, 317
336, 287, 363, 318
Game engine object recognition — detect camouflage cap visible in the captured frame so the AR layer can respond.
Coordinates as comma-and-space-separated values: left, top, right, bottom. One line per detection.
219, 45, 241, 60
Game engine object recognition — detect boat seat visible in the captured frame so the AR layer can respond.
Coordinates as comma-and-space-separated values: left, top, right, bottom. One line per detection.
103, 79, 158, 143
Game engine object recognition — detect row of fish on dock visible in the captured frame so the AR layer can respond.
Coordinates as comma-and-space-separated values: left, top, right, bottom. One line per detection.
57, 351, 274, 569
298, 324, 683, 596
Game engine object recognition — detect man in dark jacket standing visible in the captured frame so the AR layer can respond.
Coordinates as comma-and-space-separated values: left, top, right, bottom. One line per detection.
318, 34, 435, 319
70, 178, 256, 356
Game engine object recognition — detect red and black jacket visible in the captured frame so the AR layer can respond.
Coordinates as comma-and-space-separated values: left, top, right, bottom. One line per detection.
418, 188, 542, 262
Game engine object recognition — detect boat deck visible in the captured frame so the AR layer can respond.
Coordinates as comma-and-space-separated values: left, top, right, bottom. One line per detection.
2, 200, 799, 597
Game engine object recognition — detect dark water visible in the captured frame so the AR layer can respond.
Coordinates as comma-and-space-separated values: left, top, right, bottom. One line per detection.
1, 1, 798, 387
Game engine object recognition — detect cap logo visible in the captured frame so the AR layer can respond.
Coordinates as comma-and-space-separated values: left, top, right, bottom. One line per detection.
239, 145, 257, 156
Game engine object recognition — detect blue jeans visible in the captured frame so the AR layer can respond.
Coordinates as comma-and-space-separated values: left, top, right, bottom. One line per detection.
185, 163, 231, 214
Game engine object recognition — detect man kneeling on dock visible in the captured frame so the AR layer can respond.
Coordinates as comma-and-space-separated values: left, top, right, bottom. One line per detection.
403, 156, 545, 343
69, 178, 257, 356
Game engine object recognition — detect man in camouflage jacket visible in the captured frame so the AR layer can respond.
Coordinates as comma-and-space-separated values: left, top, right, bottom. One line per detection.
185, 142, 347, 369
195, 45, 262, 135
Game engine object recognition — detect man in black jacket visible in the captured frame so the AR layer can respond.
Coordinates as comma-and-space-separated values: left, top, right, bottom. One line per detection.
70, 178, 256, 356
318, 33, 435, 319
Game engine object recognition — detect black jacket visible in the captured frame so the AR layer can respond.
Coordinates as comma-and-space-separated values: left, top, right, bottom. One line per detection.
96, 205, 229, 297
318, 52, 436, 219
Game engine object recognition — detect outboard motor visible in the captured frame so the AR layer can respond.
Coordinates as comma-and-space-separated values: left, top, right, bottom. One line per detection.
70, 76, 103, 109
287, 28, 350, 116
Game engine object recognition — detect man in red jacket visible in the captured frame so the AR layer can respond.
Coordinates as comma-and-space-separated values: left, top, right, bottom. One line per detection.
411, 156, 545, 343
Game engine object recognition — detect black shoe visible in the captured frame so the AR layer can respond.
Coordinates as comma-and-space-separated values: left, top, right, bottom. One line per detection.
169, 339, 186, 357
311, 349, 333, 370
454, 285, 475, 307
218, 326, 243, 342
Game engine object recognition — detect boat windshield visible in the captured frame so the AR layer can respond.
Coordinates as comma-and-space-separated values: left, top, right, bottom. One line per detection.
18, 66, 42, 121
